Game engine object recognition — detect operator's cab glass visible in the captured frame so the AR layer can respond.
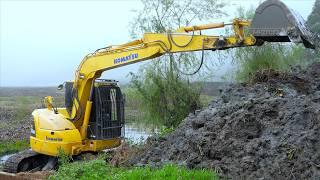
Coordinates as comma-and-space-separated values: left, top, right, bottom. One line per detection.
64, 81, 74, 114
63, 79, 125, 140
87, 79, 125, 140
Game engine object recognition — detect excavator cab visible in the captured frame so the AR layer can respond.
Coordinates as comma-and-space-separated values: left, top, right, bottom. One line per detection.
87, 80, 125, 140
64, 80, 125, 141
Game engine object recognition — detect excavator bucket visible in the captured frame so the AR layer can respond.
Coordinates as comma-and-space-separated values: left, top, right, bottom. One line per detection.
250, 0, 319, 49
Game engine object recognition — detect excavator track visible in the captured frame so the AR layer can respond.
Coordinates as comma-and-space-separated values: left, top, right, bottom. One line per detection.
3, 150, 47, 173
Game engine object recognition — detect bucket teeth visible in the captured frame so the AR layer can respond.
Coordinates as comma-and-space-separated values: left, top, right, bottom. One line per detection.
250, 0, 320, 49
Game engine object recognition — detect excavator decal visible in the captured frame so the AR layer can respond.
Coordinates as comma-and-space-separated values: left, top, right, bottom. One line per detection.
45, 137, 63, 142
114, 53, 139, 64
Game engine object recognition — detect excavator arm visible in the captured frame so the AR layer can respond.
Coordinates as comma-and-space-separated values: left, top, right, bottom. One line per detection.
70, 18, 258, 131
72, 8, 319, 135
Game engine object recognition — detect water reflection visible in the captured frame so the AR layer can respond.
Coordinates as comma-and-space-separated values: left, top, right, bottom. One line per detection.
0, 154, 13, 166
124, 122, 158, 144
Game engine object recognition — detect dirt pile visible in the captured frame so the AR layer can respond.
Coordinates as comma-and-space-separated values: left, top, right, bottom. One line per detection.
128, 63, 320, 179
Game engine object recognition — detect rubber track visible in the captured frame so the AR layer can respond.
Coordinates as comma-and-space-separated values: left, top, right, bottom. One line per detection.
3, 149, 38, 173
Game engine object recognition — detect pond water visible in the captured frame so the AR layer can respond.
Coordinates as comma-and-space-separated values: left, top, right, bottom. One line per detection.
0, 154, 13, 166
124, 122, 158, 144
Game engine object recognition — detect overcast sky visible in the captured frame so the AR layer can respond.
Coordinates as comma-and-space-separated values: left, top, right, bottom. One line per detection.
0, 0, 316, 87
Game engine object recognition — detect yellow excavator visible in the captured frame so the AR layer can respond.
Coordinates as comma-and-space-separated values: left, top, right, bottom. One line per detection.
3, 0, 319, 173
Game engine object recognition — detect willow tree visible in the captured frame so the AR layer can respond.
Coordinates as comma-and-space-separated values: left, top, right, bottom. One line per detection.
306, 0, 320, 61
129, 0, 225, 127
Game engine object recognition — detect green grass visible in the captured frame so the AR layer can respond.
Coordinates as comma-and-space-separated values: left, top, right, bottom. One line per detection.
14, 96, 38, 121
123, 87, 163, 127
123, 87, 144, 110
0, 140, 29, 156
234, 34, 306, 82
200, 94, 213, 107
0, 96, 42, 123
49, 160, 219, 180
0, 95, 64, 124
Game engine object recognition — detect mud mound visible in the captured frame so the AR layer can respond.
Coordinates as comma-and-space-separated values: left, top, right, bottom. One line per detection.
129, 63, 320, 179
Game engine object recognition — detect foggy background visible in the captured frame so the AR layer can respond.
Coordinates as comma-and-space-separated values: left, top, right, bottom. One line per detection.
0, 0, 315, 86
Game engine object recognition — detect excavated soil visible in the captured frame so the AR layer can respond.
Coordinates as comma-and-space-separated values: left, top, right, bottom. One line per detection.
128, 63, 320, 179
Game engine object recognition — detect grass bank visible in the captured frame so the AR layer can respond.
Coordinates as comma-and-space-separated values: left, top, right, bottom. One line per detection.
50, 159, 219, 180
0, 140, 29, 156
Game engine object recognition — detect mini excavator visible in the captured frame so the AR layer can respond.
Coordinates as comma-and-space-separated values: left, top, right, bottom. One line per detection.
3, 0, 319, 173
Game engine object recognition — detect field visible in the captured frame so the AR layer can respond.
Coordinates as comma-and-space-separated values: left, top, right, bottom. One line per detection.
0, 88, 64, 137
0, 87, 63, 155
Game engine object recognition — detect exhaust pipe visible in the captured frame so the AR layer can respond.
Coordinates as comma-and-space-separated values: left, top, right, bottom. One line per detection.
250, 0, 319, 49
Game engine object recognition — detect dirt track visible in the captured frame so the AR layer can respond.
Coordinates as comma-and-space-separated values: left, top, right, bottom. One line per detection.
128, 63, 320, 179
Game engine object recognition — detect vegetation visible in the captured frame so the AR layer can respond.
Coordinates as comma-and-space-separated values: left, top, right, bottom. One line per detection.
307, 0, 320, 34
305, 0, 320, 61
129, 0, 225, 128
122, 87, 150, 125
200, 94, 214, 107
57, 148, 73, 165
0, 96, 40, 125
158, 126, 175, 138
123, 84, 213, 128
50, 159, 219, 180
130, 72, 202, 127
0, 92, 63, 126
0, 140, 29, 156
234, 44, 305, 82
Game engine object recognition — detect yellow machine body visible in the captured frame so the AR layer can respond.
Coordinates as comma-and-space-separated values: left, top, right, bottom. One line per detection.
30, 108, 120, 156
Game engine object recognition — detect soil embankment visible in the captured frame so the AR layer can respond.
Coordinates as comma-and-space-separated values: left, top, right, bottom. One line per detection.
129, 63, 320, 179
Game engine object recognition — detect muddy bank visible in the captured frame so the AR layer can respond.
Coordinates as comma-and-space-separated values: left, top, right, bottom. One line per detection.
128, 63, 320, 179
